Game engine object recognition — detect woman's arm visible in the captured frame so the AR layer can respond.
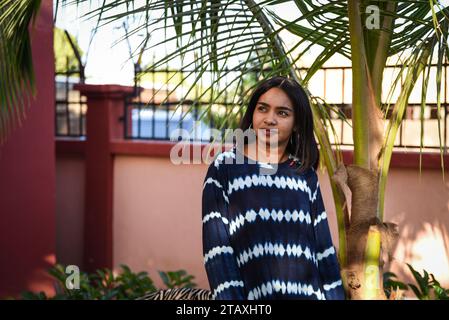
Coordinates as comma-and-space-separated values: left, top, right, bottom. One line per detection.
202, 163, 246, 300
310, 170, 346, 300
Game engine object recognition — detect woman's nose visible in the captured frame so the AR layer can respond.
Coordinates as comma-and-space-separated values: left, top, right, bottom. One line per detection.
264, 117, 277, 125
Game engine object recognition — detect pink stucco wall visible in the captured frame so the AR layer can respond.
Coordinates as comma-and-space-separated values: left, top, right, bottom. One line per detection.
55, 155, 85, 267
112, 155, 208, 289
382, 168, 449, 287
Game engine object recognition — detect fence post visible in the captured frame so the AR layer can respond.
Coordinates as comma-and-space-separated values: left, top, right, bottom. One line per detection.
74, 84, 135, 272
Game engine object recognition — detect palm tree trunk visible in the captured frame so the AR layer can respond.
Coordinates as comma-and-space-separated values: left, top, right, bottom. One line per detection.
344, 0, 387, 299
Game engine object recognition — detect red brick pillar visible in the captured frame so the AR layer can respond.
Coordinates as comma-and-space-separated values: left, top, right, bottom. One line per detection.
74, 84, 134, 272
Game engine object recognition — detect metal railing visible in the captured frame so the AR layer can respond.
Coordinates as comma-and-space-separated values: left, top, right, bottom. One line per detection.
55, 37, 86, 138
55, 61, 449, 152
123, 65, 253, 142
299, 63, 448, 152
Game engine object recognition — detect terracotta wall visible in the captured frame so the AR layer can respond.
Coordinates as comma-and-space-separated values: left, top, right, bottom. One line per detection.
55, 155, 85, 267
382, 168, 449, 286
113, 155, 208, 289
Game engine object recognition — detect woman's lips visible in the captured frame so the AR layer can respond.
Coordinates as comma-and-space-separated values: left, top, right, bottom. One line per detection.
262, 129, 277, 136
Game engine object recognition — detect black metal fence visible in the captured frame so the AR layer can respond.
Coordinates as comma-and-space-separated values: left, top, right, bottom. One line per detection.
56, 62, 449, 152
123, 65, 253, 142
55, 32, 86, 138
55, 73, 86, 137
299, 63, 448, 151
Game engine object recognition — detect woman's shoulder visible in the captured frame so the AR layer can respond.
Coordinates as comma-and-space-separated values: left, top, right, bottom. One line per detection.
300, 166, 319, 188
206, 146, 236, 170
287, 163, 318, 189
288, 157, 316, 175
204, 146, 237, 180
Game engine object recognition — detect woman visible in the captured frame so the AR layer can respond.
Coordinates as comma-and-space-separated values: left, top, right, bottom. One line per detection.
202, 76, 345, 300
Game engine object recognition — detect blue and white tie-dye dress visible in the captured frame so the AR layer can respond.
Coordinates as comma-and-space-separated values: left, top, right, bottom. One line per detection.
202, 145, 345, 300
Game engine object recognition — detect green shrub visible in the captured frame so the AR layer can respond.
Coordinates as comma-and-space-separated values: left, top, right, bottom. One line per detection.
19, 264, 197, 300
383, 264, 449, 300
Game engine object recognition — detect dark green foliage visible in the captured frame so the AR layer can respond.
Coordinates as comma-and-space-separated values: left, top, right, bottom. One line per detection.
383, 264, 449, 300
18, 264, 197, 300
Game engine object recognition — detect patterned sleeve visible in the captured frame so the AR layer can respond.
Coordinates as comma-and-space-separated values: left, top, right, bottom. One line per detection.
310, 170, 346, 300
202, 162, 246, 300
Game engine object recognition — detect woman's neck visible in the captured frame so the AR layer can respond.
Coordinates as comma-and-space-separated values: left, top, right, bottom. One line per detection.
244, 141, 289, 164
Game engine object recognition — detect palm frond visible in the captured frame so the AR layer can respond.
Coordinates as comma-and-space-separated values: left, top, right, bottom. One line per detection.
378, 37, 434, 219
0, 0, 41, 143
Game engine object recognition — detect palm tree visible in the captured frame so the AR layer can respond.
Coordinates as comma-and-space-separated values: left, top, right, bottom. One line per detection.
2, 0, 449, 299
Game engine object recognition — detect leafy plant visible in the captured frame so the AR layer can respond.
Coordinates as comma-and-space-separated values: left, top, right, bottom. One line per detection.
18, 264, 197, 300
158, 270, 197, 289
406, 263, 449, 300
383, 271, 408, 299
383, 264, 449, 300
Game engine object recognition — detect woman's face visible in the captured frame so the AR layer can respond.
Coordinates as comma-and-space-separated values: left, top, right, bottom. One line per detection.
252, 87, 295, 147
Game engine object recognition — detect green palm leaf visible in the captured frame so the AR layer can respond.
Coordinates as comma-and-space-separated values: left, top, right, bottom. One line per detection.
0, 0, 41, 143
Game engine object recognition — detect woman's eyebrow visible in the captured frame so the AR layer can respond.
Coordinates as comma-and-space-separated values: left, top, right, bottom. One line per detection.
258, 101, 293, 111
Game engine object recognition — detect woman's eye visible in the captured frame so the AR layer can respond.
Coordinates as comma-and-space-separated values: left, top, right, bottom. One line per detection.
279, 111, 289, 117
257, 106, 266, 111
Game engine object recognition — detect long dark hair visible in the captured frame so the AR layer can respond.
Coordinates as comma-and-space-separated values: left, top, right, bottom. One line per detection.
239, 76, 319, 173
